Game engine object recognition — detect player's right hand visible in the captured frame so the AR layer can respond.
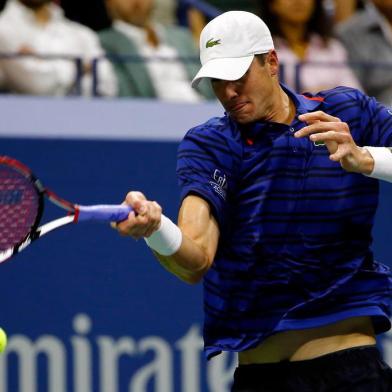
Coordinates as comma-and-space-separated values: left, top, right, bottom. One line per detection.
112, 191, 162, 240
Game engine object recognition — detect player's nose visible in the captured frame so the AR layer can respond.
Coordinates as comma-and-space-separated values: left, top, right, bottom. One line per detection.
221, 80, 239, 100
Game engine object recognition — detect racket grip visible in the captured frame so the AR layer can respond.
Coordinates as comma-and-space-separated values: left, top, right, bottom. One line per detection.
76, 205, 133, 222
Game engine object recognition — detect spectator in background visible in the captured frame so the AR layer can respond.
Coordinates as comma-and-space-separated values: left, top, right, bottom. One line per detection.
99, 0, 214, 101
333, 0, 359, 23
203, 0, 260, 13
151, 0, 177, 26
258, 0, 362, 93
337, 0, 392, 106
0, 0, 117, 96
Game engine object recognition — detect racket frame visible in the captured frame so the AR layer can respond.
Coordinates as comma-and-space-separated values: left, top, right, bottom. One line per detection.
0, 156, 76, 262
0, 156, 132, 263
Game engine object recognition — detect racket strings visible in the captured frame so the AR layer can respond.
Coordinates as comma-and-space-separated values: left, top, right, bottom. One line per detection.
0, 166, 40, 250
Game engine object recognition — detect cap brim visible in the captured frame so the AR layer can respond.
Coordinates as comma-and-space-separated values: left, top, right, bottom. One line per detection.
191, 55, 254, 88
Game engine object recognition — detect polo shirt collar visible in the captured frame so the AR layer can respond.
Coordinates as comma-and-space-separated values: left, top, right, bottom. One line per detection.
281, 83, 324, 114
229, 83, 325, 141
229, 83, 324, 127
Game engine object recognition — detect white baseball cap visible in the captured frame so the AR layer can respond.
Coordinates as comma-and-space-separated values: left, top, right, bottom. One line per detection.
191, 11, 274, 88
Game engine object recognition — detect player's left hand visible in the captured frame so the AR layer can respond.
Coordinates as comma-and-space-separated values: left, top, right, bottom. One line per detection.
295, 111, 374, 174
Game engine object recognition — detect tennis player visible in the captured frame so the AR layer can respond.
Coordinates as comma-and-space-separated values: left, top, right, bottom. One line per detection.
115, 11, 392, 391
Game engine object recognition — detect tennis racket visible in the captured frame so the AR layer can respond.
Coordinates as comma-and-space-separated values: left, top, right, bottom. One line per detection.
0, 156, 132, 263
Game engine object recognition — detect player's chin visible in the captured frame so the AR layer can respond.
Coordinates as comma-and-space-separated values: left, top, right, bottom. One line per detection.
230, 112, 254, 124
228, 106, 254, 124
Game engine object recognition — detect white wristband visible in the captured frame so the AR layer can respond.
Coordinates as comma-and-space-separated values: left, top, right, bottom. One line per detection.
144, 215, 182, 256
363, 146, 392, 183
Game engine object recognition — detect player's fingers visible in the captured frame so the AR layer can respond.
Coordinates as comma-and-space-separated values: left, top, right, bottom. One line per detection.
114, 199, 162, 239
309, 131, 349, 144
144, 201, 162, 237
311, 131, 354, 156
298, 111, 341, 124
127, 202, 158, 238
294, 121, 347, 138
151, 201, 162, 224
116, 210, 139, 237
294, 123, 336, 138
329, 144, 353, 162
130, 201, 161, 238
140, 201, 159, 222
124, 191, 147, 207
133, 199, 148, 216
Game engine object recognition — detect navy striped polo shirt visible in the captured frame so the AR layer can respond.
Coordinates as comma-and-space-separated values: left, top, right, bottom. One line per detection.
176, 85, 392, 359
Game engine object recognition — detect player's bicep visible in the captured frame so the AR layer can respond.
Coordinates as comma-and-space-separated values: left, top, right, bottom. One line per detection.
178, 194, 220, 266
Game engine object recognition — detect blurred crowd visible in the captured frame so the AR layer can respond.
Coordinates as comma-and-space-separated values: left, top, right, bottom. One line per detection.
0, 0, 391, 105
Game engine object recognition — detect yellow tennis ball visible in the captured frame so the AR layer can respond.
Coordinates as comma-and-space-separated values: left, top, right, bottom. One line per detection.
0, 328, 7, 353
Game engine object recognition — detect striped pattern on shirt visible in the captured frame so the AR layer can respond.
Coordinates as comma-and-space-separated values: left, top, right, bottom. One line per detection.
177, 85, 392, 359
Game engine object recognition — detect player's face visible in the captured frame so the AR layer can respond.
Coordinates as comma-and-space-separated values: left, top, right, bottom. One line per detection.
211, 53, 280, 124
270, 0, 315, 24
106, 0, 153, 26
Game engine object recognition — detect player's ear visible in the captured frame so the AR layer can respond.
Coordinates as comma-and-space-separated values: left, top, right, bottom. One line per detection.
266, 50, 279, 77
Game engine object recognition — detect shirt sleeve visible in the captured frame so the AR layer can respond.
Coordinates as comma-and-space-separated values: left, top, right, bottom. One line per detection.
358, 91, 392, 147
176, 126, 238, 229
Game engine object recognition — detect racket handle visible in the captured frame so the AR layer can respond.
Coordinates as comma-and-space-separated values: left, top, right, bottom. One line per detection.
76, 205, 133, 222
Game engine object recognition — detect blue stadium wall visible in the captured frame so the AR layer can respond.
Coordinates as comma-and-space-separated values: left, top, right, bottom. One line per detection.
0, 96, 390, 392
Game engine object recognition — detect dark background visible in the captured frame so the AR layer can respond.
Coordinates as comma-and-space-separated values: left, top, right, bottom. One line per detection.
60, 0, 111, 30
0, 0, 112, 30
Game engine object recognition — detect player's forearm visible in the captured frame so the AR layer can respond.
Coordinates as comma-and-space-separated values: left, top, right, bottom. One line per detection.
144, 202, 218, 284
153, 234, 212, 284
118, 193, 218, 283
